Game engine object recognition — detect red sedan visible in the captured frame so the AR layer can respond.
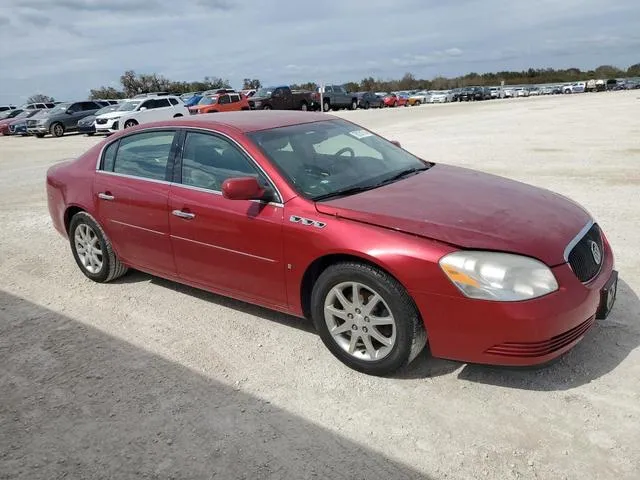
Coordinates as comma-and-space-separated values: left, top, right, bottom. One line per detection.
46, 111, 617, 376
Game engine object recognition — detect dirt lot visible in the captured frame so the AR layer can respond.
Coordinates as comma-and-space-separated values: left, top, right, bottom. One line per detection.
1, 92, 639, 480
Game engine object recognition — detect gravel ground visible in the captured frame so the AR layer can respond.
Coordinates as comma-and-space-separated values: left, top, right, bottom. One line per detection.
1, 91, 639, 480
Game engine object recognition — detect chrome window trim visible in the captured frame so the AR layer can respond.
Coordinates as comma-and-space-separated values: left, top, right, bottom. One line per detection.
95, 125, 284, 205
96, 166, 284, 208
563, 219, 595, 262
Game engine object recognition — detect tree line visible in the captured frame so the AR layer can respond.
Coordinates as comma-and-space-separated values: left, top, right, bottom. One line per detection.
27, 63, 640, 103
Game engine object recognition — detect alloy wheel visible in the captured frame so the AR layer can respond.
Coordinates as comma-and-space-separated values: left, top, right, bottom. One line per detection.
324, 281, 397, 361
74, 224, 103, 274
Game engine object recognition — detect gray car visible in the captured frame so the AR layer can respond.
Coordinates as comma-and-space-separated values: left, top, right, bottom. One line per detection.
27, 101, 105, 138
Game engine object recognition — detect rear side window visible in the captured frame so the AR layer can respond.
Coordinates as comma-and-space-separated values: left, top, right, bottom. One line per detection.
102, 141, 118, 171
169, 98, 178, 106
153, 99, 171, 108
109, 131, 176, 181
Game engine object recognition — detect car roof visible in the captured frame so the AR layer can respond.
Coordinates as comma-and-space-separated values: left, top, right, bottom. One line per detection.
149, 110, 332, 133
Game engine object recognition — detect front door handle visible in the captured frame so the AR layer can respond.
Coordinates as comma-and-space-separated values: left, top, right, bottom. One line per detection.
172, 209, 195, 220
98, 192, 114, 201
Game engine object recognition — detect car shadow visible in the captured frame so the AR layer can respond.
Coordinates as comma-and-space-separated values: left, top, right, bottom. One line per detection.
114, 271, 639, 390
0, 290, 430, 480
114, 269, 317, 334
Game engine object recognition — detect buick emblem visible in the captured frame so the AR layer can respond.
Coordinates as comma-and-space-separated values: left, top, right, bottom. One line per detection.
589, 241, 602, 265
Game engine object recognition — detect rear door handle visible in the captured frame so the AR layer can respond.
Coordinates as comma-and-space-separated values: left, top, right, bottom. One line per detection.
172, 209, 196, 220
98, 192, 114, 201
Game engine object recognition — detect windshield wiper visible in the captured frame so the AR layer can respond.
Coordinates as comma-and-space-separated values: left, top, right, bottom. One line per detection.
378, 166, 430, 186
312, 184, 380, 201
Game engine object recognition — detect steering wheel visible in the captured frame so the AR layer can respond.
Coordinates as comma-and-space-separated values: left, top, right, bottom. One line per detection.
335, 147, 355, 157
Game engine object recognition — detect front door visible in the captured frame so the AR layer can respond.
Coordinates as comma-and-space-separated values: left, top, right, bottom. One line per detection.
94, 129, 179, 277
168, 130, 287, 307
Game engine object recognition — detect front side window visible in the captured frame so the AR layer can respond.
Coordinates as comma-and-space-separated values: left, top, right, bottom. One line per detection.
247, 119, 432, 200
180, 131, 267, 192
108, 130, 176, 181
219, 95, 230, 105
67, 103, 82, 113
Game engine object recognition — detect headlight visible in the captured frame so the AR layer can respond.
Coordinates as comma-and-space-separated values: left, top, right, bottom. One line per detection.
109, 116, 120, 122
439, 251, 558, 301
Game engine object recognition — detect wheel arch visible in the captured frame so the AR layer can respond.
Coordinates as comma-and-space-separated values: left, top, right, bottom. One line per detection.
64, 205, 86, 234
299, 252, 411, 320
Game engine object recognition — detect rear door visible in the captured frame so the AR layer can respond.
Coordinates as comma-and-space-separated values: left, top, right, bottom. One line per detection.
168, 129, 287, 306
94, 129, 179, 276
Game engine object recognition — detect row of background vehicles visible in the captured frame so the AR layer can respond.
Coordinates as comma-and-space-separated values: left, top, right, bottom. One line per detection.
1, 77, 638, 138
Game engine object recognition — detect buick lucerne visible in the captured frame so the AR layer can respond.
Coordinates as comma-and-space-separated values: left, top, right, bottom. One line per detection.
46, 111, 617, 376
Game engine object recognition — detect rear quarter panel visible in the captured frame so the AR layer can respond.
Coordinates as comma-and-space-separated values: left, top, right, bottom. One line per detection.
46, 143, 103, 237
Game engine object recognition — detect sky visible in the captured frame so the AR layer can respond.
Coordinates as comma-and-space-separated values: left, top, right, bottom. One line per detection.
0, 0, 639, 105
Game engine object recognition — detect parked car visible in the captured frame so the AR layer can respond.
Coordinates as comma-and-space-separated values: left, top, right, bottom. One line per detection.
430, 90, 454, 103
354, 91, 383, 109
313, 85, 358, 112
489, 87, 500, 99
7, 109, 44, 136
248, 86, 316, 111
540, 86, 553, 95
563, 82, 585, 94
188, 91, 250, 114
21, 102, 56, 110
46, 111, 617, 376
528, 86, 541, 96
407, 91, 431, 106
382, 93, 408, 107
27, 101, 105, 138
77, 104, 121, 135
0, 109, 28, 135
0, 105, 17, 112
95, 96, 188, 134
133, 92, 170, 98
503, 88, 515, 98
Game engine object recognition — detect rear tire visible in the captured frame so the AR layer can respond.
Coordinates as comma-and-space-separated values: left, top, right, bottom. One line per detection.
351, 99, 358, 110
310, 262, 426, 376
300, 102, 308, 111
323, 101, 330, 112
263, 105, 272, 110
69, 211, 128, 283
124, 119, 138, 128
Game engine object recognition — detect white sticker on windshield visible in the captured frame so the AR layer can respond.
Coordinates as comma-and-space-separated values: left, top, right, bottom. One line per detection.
349, 129, 373, 139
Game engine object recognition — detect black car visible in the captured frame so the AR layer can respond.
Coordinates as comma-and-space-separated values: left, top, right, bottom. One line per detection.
77, 104, 120, 135
355, 91, 383, 109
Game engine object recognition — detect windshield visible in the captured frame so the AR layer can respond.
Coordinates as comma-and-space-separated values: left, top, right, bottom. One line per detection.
117, 101, 141, 112
198, 96, 217, 105
255, 88, 273, 97
247, 119, 432, 201
48, 103, 71, 114
0, 109, 24, 119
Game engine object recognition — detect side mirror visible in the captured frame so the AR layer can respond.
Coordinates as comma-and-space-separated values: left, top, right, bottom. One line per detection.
390, 140, 401, 148
222, 177, 270, 201
139, 107, 147, 111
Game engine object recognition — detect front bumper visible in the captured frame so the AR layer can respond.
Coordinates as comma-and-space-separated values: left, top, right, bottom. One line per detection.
413, 241, 615, 366
78, 124, 96, 134
95, 118, 119, 133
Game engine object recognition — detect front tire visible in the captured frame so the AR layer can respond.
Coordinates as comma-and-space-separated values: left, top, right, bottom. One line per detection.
351, 99, 358, 110
50, 122, 65, 137
323, 101, 330, 112
69, 212, 128, 283
310, 262, 426, 376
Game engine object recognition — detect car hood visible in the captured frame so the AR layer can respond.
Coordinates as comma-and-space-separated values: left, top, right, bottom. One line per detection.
314, 164, 591, 266
97, 111, 124, 120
